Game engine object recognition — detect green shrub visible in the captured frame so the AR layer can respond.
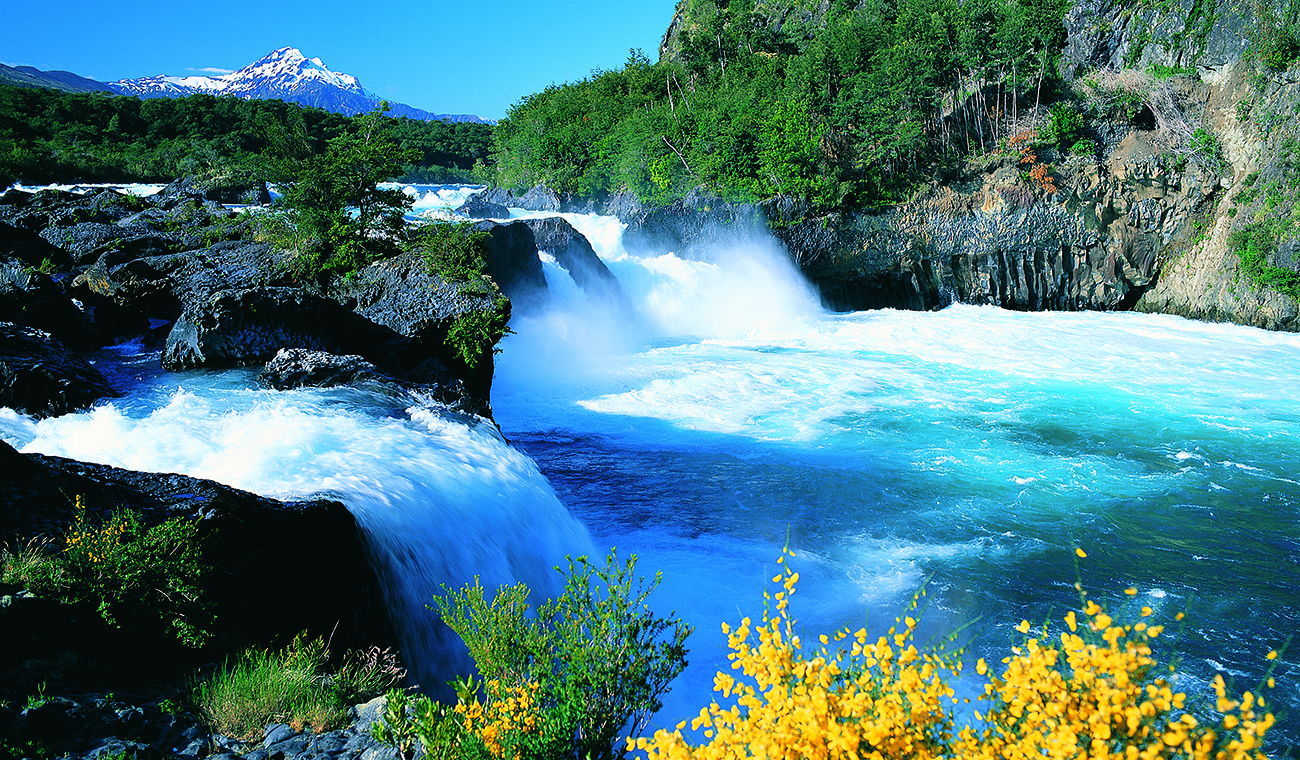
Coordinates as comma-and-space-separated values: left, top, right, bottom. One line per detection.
193, 633, 343, 739
1258, 22, 1300, 71
407, 221, 492, 284
1228, 223, 1300, 298
1069, 138, 1098, 157
1, 497, 213, 648
380, 550, 691, 760
445, 304, 512, 370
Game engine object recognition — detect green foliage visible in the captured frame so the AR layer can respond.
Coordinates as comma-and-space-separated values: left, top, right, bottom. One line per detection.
1042, 103, 1085, 149
490, 0, 1072, 210
1189, 127, 1225, 171
1, 498, 213, 648
445, 304, 512, 370
1146, 63, 1197, 79
411, 549, 691, 760
1251, 10, 1300, 72
407, 221, 491, 284
192, 633, 342, 739
0, 84, 492, 185
264, 103, 418, 276
192, 634, 405, 740
1229, 223, 1300, 298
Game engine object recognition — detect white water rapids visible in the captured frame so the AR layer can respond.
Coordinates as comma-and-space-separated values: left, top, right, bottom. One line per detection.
3, 185, 1297, 740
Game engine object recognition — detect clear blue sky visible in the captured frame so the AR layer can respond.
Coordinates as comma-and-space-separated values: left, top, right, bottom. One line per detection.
1, 0, 680, 121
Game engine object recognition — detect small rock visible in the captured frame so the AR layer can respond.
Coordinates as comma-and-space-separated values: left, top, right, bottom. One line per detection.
264, 722, 297, 748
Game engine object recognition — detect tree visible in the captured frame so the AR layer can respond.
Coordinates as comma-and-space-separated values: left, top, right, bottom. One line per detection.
264, 102, 419, 275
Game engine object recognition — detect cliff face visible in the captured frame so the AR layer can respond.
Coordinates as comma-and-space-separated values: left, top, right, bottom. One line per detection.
764, 0, 1300, 330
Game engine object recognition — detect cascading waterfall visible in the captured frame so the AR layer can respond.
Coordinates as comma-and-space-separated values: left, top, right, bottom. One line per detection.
4, 185, 1297, 744
493, 206, 1300, 734
1, 353, 594, 692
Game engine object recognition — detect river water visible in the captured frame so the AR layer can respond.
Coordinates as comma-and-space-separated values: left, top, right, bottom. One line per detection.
3, 185, 1296, 740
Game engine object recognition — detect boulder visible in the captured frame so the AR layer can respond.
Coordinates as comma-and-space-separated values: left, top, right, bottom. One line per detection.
0, 220, 73, 271
476, 220, 547, 311
162, 287, 402, 372
157, 175, 270, 206
455, 194, 510, 219
0, 323, 117, 418
0, 257, 93, 345
77, 240, 290, 327
516, 184, 562, 212
47, 222, 181, 266
523, 217, 623, 302
258, 348, 392, 391
0, 437, 397, 668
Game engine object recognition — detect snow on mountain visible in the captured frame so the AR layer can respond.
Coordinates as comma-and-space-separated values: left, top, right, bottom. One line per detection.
110, 47, 489, 123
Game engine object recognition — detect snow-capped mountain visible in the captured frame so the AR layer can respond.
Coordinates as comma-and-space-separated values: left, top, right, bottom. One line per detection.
110, 47, 489, 123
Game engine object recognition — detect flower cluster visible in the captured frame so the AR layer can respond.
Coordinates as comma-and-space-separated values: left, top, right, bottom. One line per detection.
956, 593, 1276, 760
455, 679, 541, 760
631, 548, 1279, 760
632, 546, 960, 760
63, 495, 131, 567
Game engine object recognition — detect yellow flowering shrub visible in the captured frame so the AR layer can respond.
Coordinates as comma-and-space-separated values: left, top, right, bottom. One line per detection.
631, 547, 1280, 760
1, 495, 213, 648
456, 679, 543, 759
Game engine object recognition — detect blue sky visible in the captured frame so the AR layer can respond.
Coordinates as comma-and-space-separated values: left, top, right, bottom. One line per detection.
1, 0, 679, 121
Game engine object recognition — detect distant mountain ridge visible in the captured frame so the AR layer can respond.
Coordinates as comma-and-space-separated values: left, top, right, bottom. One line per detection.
0, 63, 114, 93
108, 47, 490, 123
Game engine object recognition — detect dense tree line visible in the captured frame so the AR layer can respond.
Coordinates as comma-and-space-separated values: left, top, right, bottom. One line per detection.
0, 85, 493, 187
492, 0, 1069, 208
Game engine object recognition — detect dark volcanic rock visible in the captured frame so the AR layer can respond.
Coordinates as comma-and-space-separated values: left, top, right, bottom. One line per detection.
158, 175, 271, 206
477, 220, 546, 311
516, 184, 562, 212
523, 217, 622, 301
0, 437, 397, 664
322, 250, 509, 409
456, 194, 509, 219
162, 287, 399, 371
0, 257, 92, 344
0, 323, 117, 418
621, 186, 764, 257
0, 220, 74, 270
78, 240, 289, 326
258, 348, 391, 390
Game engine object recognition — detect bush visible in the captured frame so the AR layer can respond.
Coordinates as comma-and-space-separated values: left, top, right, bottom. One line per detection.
264, 102, 418, 277
193, 634, 406, 740
1258, 22, 1300, 72
445, 305, 512, 370
631, 547, 1279, 760
1, 496, 213, 648
1229, 223, 1300, 299
373, 550, 691, 760
407, 221, 492, 284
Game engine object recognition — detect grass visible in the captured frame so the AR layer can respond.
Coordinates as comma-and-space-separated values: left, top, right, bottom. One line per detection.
191, 634, 406, 741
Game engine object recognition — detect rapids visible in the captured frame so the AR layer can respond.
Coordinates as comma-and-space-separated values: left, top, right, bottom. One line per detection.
3, 185, 1296, 740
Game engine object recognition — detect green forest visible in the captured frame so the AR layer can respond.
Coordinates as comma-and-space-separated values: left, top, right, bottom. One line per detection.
490, 0, 1076, 209
0, 85, 494, 188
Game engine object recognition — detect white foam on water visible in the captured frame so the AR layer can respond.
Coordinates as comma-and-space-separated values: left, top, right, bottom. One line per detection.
10, 378, 593, 690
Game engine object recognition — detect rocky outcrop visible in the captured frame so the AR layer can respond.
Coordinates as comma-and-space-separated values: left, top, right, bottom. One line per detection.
0, 257, 92, 345
1060, 0, 1256, 78
524, 217, 623, 301
0, 437, 397, 661
157, 174, 272, 206
455, 194, 509, 219
477, 220, 548, 312
765, 137, 1226, 313
259, 348, 393, 391
0, 323, 117, 418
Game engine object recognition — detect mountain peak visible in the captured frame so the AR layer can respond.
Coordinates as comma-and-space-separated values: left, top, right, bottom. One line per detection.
108, 48, 492, 124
